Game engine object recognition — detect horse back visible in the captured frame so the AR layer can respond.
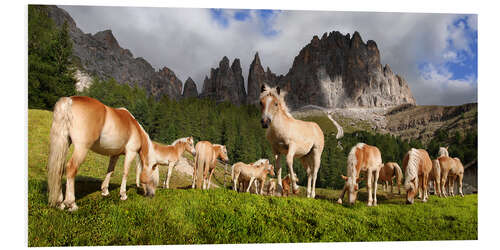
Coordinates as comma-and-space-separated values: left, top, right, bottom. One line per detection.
417, 149, 432, 175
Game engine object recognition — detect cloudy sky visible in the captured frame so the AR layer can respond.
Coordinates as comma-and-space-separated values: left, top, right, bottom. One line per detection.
60, 5, 477, 106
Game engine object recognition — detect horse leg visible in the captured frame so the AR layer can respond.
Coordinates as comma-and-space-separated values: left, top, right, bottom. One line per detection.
337, 185, 347, 204
135, 155, 142, 188
274, 153, 283, 196
450, 175, 456, 197
101, 155, 119, 196
311, 150, 322, 198
119, 151, 136, 200
422, 174, 429, 202
233, 172, 239, 191
286, 148, 297, 194
63, 145, 89, 212
373, 169, 380, 206
306, 167, 312, 198
164, 162, 175, 189
367, 170, 373, 206
458, 173, 464, 197
191, 161, 197, 189
259, 178, 266, 195
207, 166, 216, 190
441, 169, 449, 197
247, 177, 255, 193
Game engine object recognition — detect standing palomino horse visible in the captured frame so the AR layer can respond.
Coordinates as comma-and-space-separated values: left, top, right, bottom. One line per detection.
47, 96, 158, 211
135, 137, 196, 189
192, 141, 229, 189
436, 147, 465, 197
402, 148, 432, 204
337, 143, 383, 206
259, 84, 343, 198
379, 162, 403, 194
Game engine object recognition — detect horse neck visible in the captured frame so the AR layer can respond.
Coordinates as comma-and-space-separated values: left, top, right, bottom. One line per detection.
139, 130, 154, 166
173, 142, 186, 158
269, 108, 292, 131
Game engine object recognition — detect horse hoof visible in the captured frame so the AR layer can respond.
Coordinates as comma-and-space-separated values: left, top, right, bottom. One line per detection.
68, 205, 79, 212
337, 199, 343, 204
120, 194, 128, 201
57, 203, 66, 210
101, 190, 110, 196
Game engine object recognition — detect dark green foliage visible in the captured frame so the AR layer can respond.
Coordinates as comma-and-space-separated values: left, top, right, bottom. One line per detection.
28, 5, 76, 109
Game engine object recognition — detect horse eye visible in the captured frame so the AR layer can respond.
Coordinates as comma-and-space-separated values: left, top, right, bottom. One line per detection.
260, 101, 263, 106
274, 102, 278, 107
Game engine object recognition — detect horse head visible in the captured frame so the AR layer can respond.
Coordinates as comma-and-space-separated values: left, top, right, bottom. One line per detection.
186, 137, 196, 155
341, 175, 362, 205
259, 84, 287, 129
216, 144, 229, 163
438, 146, 449, 157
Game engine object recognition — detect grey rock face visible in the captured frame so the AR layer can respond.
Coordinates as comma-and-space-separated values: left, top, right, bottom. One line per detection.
182, 77, 198, 98
46, 5, 182, 100
199, 56, 247, 105
246, 52, 281, 105
274, 31, 415, 109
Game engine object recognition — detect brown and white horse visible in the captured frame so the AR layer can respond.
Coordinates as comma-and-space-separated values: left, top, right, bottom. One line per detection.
47, 96, 158, 211
379, 162, 403, 194
135, 137, 196, 189
192, 141, 229, 189
259, 84, 342, 198
402, 148, 432, 204
437, 147, 464, 197
337, 143, 383, 206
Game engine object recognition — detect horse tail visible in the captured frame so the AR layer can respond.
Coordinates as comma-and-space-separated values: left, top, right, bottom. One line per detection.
327, 112, 344, 139
47, 97, 73, 207
393, 163, 403, 185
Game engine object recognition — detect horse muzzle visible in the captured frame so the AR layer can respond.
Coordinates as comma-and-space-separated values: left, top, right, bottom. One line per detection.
261, 118, 270, 128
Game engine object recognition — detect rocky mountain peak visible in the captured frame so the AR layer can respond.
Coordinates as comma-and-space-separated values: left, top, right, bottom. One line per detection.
182, 77, 198, 98
199, 56, 247, 105
46, 5, 182, 100
273, 30, 415, 109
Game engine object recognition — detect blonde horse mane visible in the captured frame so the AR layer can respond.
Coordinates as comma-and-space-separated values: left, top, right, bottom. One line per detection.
260, 84, 293, 119
438, 147, 449, 157
404, 148, 420, 189
172, 137, 190, 145
347, 143, 365, 178
252, 158, 269, 166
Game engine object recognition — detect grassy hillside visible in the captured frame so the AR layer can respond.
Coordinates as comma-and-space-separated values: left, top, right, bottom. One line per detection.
28, 109, 477, 246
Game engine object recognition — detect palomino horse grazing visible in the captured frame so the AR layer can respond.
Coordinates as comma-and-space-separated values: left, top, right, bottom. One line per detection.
192, 141, 229, 189
428, 159, 442, 197
437, 147, 464, 197
47, 96, 158, 211
259, 84, 342, 198
402, 148, 432, 204
135, 137, 196, 189
379, 162, 403, 194
338, 143, 383, 206
281, 173, 300, 197
231, 159, 275, 194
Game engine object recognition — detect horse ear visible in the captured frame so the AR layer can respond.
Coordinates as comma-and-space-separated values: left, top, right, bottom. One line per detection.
261, 85, 266, 93
276, 86, 281, 95
341, 175, 348, 180
446, 146, 449, 150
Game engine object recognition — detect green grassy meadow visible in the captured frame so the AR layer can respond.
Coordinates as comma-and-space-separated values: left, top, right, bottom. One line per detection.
28, 109, 478, 246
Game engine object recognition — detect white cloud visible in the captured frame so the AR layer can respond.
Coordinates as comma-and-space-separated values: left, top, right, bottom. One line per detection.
60, 5, 477, 105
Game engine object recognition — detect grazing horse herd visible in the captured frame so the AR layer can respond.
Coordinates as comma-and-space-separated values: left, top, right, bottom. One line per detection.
46, 86, 466, 211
